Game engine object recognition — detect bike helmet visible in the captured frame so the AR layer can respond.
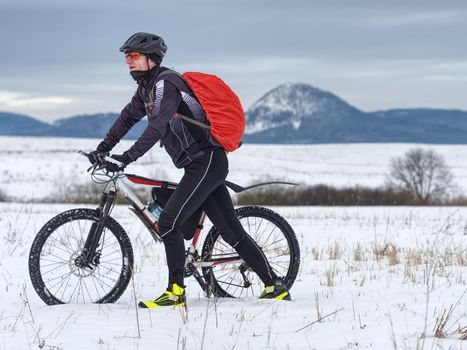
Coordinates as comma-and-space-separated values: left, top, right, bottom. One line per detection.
119, 32, 167, 58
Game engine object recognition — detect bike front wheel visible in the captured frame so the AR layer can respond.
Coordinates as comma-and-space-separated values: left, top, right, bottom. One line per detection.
29, 208, 134, 305
201, 206, 300, 298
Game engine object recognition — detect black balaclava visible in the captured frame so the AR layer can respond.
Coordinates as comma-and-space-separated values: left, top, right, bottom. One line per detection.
130, 69, 151, 82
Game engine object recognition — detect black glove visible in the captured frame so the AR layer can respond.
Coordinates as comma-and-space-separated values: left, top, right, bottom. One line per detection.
88, 141, 111, 165
105, 153, 131, 172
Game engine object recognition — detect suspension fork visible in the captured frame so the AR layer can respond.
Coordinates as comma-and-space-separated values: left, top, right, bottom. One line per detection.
81, 190, 117, 266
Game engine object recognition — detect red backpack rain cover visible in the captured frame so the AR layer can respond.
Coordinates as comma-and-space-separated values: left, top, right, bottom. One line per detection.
182, 72, 245, 152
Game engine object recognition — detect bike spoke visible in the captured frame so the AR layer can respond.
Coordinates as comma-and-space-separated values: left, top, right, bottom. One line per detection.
99, 260, 123, 267
59, 224, 78, 254
40, 260, 69, 268
78, 278, 88, 303
82, 278, 95, 302
90, 274, 103, 301
90, 272, 111, 298
266, 252, 291, 259
59, 271, 74, 301
269, 261, 289, 273
76, 219, 86, 250
99, 249, 121, 260
68, 276, 82, 303
260, 226, 281, 249
257, 219, 273, 244
47, 237, 74, 256
221, 272, 240, 294
95, 267, 119, 285
217, 278, 245, 289
42, 263, 71, 276
262, 237, 287, 251
47, 270, 74, 292
212, 238, 231, 251
212, 268, 239, 281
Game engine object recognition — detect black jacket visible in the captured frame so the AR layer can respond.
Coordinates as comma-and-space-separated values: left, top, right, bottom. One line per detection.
102, 66, 219, 168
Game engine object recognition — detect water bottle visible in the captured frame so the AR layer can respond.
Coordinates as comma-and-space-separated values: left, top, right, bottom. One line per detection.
148, 201, 163, 220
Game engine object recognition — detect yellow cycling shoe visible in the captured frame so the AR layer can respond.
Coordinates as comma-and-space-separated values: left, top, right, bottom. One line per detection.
138, 283, 186, 308
259, 280, 291, 301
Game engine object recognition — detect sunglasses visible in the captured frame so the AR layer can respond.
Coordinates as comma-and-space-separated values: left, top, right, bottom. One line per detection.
124, 51, 142, 61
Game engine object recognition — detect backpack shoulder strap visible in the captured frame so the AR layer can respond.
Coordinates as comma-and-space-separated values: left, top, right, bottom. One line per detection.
158, 69, 183, 80
175, 113, 210, 130
143, 69, 179, 116
157, 69, 191, 94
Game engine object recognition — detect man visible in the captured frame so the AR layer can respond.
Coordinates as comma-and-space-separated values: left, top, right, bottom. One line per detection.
89, 32, 290, 308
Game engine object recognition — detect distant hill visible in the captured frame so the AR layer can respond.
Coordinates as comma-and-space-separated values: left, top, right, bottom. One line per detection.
0, 111, 147, 140
2, 83, 467, 143
0, 112, 52, 136
51, 113, 147, 139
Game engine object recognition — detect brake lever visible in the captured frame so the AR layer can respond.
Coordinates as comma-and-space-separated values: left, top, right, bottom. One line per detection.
87, 163, 100, 173
87, 162, 108, 173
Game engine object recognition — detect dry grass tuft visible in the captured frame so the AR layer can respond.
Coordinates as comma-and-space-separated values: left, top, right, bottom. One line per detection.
433, 305, 454, 338
311, 247, 322, 260
322, 265, 338, 287
459, 326, 467, 340
387, 244, 400, 266
353, 242, 366, 262
328, 241, 344, 260
405, 248, 425, 266
371, 241, 400, 265
403, 265, 417, 284
372, 242, 390, 261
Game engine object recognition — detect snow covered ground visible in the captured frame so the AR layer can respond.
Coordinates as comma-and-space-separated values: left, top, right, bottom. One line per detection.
0, 136, 466, 349
3, 136, 467, 200
0, 203, 466, 349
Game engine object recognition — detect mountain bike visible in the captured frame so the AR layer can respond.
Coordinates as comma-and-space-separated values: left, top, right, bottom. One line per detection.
28, 151, 300, 305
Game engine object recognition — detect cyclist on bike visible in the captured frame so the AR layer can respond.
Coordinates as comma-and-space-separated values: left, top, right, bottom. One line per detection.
89, 32, 290, 308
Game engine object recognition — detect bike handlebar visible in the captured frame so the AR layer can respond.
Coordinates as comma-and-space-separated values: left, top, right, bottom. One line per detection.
78, 150, 91, 158
78, 150, 125, 173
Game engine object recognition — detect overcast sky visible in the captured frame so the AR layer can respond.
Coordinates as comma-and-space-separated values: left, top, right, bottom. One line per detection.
1, 0, 466, 122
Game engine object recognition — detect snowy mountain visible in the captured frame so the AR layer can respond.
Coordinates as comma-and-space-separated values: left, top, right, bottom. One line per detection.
243, 83, 467, 143
245, 83, 360, 134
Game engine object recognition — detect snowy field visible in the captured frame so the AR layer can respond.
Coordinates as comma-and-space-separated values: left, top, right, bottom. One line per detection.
0, 136, 466, 349
0, 203, 466, 349
3, 136, 467, 200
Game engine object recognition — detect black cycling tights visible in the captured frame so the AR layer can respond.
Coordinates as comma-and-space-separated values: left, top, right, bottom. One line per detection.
157, 148, 278, 288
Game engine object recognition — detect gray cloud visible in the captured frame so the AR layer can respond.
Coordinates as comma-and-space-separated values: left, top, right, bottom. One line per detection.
1, 0, 467, 121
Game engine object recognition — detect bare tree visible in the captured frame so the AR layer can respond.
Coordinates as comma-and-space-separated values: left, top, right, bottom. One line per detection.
386, 148, 454, 203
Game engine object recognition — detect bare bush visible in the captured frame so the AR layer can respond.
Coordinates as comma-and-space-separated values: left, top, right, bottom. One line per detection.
386, 148, 455, 204
51, 182, 107, 204
41, 182, 151, 204
236, 184, 420, 206
0, 188, 8, 202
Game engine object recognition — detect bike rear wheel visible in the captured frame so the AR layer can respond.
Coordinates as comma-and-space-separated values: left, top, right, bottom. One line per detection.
29, 208, 134, 305
201, 206, 300, 298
